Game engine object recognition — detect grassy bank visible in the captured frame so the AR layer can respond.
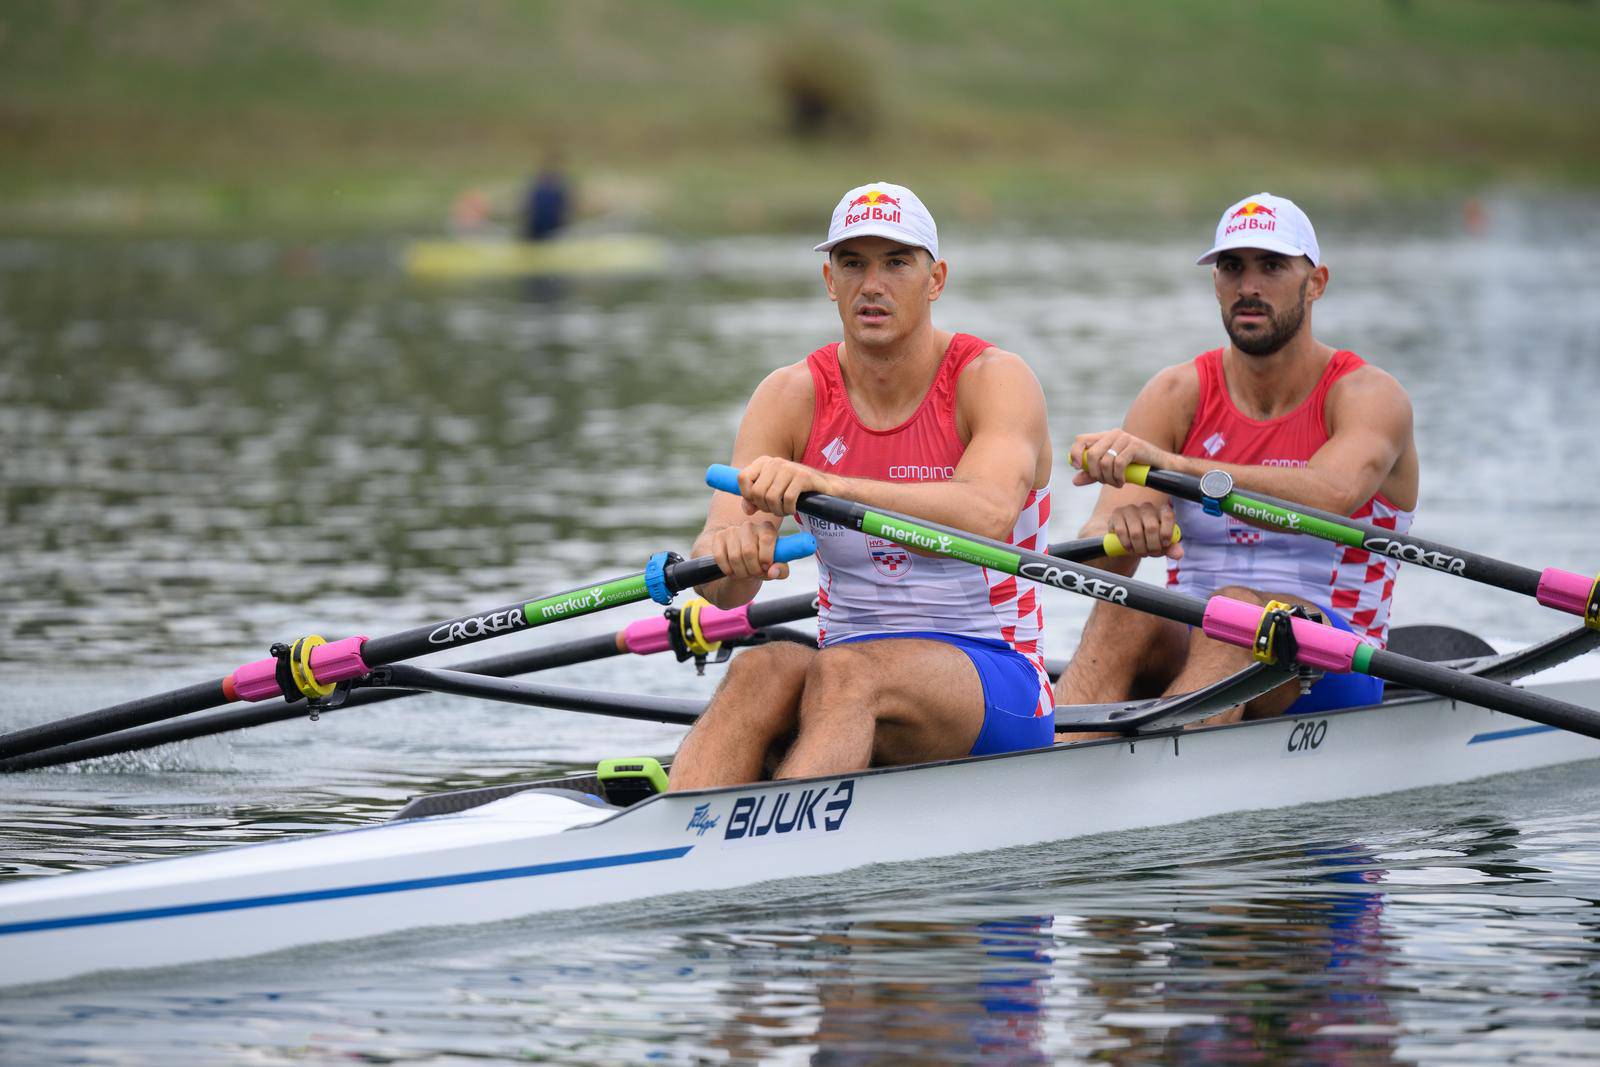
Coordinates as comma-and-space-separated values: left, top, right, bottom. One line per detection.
1, 0, 1596, 234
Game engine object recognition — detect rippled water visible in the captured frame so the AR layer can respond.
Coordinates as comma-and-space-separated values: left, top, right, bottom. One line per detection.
2, 196, 1600, 1062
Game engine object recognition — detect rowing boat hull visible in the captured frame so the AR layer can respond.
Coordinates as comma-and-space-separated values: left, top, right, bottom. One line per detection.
3, 674, 1598, 988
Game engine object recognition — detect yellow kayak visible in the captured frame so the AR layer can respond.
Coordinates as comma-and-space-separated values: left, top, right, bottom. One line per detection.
402, 235, 669, 280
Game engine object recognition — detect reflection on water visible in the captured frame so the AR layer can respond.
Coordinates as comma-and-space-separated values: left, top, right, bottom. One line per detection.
2, 200, 1600, 1062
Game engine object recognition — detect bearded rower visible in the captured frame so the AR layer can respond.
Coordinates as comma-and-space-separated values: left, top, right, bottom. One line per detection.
668, 182, 1054, 789
1058, 192, 1419, 728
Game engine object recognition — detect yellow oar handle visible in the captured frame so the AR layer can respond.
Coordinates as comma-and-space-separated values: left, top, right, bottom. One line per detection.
1101, 524, 1181, 558
1071, 458, 1176, 554
1069, 454, 1153, 487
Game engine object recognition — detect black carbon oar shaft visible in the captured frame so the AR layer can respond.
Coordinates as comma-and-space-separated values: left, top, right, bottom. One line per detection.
383, 665, 704, 726
0, 534, 817, 761
1366, 649, 1598, 733
704, 466, 1600, 742
0, 679, 229, 765
1132, 465, 1549, 597
2, 537, 1110, 771
0, 632, 627, 773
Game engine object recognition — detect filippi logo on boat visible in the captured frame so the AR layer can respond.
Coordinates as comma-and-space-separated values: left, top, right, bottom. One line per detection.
685, 803, 720, 837
713, 779, 856, 846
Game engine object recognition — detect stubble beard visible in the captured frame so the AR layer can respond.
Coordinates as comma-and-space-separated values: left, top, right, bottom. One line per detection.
1224, 277, 1310, 357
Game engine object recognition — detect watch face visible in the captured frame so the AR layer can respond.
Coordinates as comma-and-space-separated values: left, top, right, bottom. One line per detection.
1199, 469, 1234, 500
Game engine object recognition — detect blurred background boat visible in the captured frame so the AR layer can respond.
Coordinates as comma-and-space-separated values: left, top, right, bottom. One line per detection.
401, 232, 670, 280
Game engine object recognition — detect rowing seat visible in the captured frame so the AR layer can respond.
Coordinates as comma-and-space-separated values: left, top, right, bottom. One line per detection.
1051, 625, 1497, 736
393, 772, 612, 820
1384, 624, 1495, 662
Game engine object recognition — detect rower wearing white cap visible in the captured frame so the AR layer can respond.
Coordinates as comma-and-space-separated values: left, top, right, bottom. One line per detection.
668, 182, 1055, 789
1057, 192, 1420, 730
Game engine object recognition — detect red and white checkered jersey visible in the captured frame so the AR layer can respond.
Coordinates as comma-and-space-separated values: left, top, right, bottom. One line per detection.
1165, 348, 1414, 647
796, 334, 1051, 705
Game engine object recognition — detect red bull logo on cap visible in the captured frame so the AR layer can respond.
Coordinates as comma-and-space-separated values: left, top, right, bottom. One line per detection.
844, 189, 902, 228
1224, 200, 1277, 237
1230, 201, 1276, 220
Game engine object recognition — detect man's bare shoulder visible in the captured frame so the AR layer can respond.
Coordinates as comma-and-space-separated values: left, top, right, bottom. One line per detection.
955, 346, 1047, 413
1118, 360, 1201, 448
734, 359, 818, 460
1140, 360, 1200, 407
960, 345, 1040, 382
1325, 363, 1413, 433
1332, 361, 1410, 403
750, 359, 816, 412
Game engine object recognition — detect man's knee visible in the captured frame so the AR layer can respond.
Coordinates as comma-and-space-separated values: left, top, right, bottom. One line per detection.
1079, 601, 1186, 659
698, 642, 813, 733
1213, 585, 1269, 605
1062, 604, 1188, 698
804, 643, 871, 690
800, 645, 880, 716
725, 639, 814, 683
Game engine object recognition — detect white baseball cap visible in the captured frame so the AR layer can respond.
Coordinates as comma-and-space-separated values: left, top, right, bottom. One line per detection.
814, 181, 939, 260
1197, 192, 1321, 266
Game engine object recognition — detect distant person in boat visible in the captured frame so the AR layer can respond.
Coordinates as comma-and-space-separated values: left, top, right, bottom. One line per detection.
668, 182, 1055, 789
521, 158, 570, 242
1057, 192, 1419, 732
450, 186, 492, 236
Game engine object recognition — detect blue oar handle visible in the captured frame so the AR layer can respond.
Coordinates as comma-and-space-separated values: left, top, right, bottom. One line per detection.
773, 531, 818, 563
704, 465, 815, 565
706, 463, 741, 495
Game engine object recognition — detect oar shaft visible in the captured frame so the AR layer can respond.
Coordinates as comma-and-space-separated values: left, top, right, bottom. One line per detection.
360, 535, 813, 666
0, 679, 229, 766
382, 665, 704, 726
3, 541, 1087, 772
4, 593, 830, 772
0, 701, 317, 774
777, 487, 1208, 629
0, 533, 816, 762
1366, 647, 1600, 734
1197, 595, 1600, 734
1, 601, 815, 773
705, 466, 1600, 741
1132, 465, 1591, 611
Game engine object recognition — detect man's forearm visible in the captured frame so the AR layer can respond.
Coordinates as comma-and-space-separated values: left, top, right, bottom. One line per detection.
826, 475, 1027, 541
690, 518, 779, 608
1160, 454, 1372, 517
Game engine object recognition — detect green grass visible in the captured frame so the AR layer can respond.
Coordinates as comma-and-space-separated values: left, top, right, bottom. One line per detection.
1, 0, 1596, 233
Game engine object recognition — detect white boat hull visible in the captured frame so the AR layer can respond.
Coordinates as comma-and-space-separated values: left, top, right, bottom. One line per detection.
3, 675, 1598, 988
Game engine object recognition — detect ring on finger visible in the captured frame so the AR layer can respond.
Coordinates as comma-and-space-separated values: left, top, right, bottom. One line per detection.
1105, 447, 1120, 460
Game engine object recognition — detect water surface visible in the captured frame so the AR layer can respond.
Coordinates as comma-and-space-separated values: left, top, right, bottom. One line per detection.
2, 198, 1599, 1062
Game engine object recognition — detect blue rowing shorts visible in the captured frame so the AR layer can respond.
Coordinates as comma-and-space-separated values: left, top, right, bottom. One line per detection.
1284, 607, 1386, 714
836, 630, 1055, 756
